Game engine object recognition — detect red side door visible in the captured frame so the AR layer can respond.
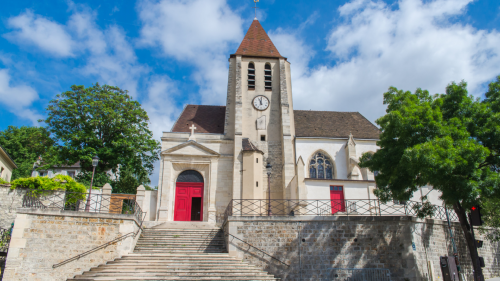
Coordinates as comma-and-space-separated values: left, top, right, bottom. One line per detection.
330, 186, 345, 214
174, 182, 204, 221
174, 185, 190, 221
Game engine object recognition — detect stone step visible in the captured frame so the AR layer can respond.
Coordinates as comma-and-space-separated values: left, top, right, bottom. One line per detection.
79, 272, 273, 277
122, 253, 231, 257
145, 228, 221, 232
133, 249, 226, 253
68, 227, 276, 281
141, 233, 222, 236
150, 222, 219, 229
136, 241, 225, 247
88, 268, 268, 273
106, 261, 247, 266
71, 275, 279, 281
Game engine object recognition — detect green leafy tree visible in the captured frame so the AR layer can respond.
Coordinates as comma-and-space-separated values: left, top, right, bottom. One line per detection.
40, 83, 160, 185
74, 171, 114, 189
112, 166, 140, 194
0, 126, 54, 180
359, 77, 500, 279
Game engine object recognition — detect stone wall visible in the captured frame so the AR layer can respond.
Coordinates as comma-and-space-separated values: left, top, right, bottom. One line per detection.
225, 216, 500, 281
0, 185, 27, 229
3, 208, 140, 281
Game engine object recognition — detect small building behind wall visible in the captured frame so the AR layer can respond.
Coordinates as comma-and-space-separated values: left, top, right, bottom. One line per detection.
0, 145, 17, 182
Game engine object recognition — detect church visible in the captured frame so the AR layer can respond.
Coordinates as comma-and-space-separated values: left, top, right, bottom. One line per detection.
153, 19, 441, 223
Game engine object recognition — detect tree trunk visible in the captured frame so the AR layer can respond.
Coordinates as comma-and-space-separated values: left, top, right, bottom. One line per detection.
453, 202, 483, 281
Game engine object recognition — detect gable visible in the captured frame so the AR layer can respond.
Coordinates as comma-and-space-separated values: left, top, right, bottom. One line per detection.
162, 141, 219, 157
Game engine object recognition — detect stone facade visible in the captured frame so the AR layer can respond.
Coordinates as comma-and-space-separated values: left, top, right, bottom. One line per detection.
0, 186, 27, 229
3, 209, 140, 281
225, 216, 500, 281
0, 147, 16, 183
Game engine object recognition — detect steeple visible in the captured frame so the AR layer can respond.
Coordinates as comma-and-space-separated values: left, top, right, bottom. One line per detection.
233, 19, 283, 58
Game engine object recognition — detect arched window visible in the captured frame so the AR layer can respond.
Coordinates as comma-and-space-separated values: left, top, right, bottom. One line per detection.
248, 63, 255, 90
264, 63, 272, 91
309, 152, 334, 179
177, 170, 203, 183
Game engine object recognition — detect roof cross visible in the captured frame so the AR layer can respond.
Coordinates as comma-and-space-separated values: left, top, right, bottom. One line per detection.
189, 124, 197, 141
253, 0, 259, 20
189, 124, 197, 136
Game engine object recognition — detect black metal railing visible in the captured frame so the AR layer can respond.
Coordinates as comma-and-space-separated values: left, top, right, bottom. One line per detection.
219, 199, 458, 225
22, 190, 144, 225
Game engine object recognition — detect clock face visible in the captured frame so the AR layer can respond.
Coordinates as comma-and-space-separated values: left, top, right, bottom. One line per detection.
253, 96, 269, 111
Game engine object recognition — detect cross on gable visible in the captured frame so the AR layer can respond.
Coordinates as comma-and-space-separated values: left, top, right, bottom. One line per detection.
189, 124, 197, 136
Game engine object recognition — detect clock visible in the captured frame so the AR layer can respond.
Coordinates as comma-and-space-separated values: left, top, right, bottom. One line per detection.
252, 95, 269, 111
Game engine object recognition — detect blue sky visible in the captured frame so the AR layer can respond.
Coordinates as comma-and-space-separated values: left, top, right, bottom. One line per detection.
1, 0, 500, 186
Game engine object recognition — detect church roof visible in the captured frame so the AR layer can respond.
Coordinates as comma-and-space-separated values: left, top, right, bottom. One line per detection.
242, 138, 264, 154
171, 105, 380, 140
171, 105, 226, 134
232, 19, 283, 58
294, 110, 380, 139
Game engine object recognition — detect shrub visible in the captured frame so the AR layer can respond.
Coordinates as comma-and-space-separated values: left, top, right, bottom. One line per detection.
11, 175, 87, 193
0, 178, 8, 184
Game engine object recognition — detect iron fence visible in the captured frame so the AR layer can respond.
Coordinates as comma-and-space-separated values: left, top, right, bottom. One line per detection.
22, 190, 144, 225
219, 199, 458, 225
330, 268, 392, 281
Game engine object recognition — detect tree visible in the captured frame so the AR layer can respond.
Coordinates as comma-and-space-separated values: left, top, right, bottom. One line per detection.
359, 77, 500, 280
40, 83, 160, 185
0, 126, 54, 180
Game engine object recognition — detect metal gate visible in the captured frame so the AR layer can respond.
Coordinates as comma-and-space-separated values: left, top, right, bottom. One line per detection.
331, 268, 392, 281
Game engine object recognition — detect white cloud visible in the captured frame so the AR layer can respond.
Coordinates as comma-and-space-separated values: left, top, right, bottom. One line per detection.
0, 69, 42, 124
142, 76, 182, 186
279, 0, 500, 123
137, 0, 244, 105
5, 11, 75, 57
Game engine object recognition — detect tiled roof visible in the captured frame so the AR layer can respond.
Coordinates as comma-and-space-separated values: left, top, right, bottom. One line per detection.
233, 19, 283, 58
242, 138, 263, 154
171, 105, 226, 134
171, 105, 380, 139
294, 110, 380, 139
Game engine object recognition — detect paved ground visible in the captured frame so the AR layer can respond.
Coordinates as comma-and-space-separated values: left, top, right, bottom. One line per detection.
486, 278, 500, 281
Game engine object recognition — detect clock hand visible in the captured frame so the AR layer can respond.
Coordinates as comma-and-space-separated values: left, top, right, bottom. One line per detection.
259, 97, 262, 105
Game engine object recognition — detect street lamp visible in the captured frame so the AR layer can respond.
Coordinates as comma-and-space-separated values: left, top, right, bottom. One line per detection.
85, 155, 99, 212
266, 162, 272, 216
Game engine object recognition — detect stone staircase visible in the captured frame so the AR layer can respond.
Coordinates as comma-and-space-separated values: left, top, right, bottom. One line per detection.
69, 222, 278, 280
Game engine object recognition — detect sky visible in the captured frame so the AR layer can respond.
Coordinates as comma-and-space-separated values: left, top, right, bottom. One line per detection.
1, 0, 500, 186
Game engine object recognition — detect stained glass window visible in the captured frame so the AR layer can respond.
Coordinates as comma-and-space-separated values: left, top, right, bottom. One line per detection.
309, 152, 334, 179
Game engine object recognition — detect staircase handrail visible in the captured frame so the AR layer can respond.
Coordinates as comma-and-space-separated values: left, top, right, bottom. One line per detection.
52, 213, 146, 269
227, 233, 290, 267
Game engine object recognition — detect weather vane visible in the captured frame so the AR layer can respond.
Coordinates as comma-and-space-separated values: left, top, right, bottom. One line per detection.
253, 0, 259, 19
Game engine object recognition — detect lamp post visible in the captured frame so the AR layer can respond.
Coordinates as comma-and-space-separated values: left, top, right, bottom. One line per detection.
85, 155, 99, 212
266, 162, 272, 216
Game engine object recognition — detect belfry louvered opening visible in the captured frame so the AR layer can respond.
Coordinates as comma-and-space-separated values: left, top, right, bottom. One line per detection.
264, 63, 272, 91
248, 63, 255, 90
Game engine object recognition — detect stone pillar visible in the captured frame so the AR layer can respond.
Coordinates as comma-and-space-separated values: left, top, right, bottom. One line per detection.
158, 159, 172, 221
208, 159, 219, 222
136, 185, 145, 208
296, 156, 307, 200
100, 183, 112, 213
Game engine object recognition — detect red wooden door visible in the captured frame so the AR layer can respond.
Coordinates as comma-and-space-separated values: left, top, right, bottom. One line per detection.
330, 186, 345, 214
174, 182, 204, 221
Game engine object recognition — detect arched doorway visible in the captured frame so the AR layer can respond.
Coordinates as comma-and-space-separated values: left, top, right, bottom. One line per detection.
174, 170, 204, 221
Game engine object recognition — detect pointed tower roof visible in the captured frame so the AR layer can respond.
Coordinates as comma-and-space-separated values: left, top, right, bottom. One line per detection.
233, 19, 283, 58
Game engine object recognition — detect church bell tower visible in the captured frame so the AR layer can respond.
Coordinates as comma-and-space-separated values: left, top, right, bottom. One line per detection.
224, 19, 296, 201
